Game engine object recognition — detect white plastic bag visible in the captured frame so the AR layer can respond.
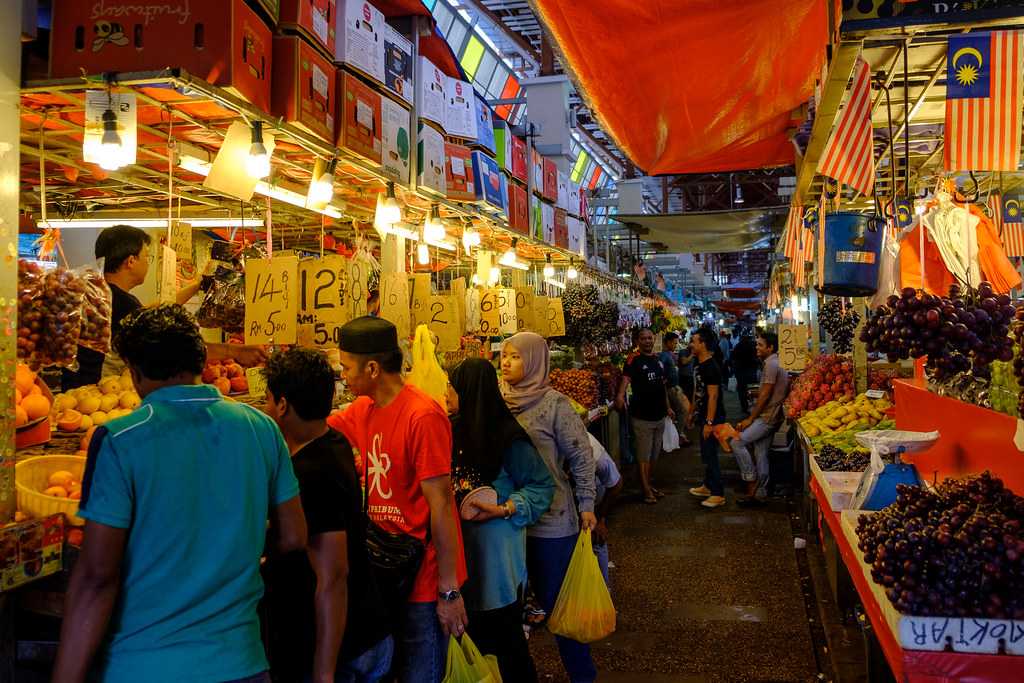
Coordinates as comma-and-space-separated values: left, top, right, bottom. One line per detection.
662, 418, 680, 452
851, 430, 939, 509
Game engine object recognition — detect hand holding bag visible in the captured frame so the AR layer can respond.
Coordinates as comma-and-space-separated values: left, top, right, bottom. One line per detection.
547, 530, 617, 643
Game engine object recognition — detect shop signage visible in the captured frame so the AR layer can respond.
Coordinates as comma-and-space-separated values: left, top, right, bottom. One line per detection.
245, 255, 298, 344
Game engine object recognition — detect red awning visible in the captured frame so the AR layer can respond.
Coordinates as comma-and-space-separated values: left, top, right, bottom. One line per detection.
532, 0, 829, 174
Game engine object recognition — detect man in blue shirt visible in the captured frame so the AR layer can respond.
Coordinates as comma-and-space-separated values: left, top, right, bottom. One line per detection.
52, 304, 307, 683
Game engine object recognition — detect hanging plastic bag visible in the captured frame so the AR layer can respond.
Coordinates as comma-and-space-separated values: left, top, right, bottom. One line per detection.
460, 634, 499, 683
76, 266, 113, 354
441, 635, 494, 683
196, 265, 246, 333
407, 324, 448, 407
547, 529, 616, 643
662, 417, 680, 452
17, 260, 86, 371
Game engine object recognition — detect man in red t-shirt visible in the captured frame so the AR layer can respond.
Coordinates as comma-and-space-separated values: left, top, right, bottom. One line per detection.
327, 317, 467, 683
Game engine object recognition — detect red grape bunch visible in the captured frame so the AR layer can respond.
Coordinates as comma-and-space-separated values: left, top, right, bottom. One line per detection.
859, 283, 1017, 382
856, 473, 1024, 619
819, 298, 860, 354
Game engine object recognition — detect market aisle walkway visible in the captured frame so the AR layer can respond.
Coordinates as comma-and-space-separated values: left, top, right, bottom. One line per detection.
530, 391, 822, 683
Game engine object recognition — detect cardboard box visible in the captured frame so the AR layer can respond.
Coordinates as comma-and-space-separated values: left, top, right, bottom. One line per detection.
336, 70, 381, 163
444, 77, 477, 140
50, 0, 273, 112
531, 149, 543, 194
272, 36, 336, 141
556, 170, 569, 211
568, 215, 585, 256
568, 180, 582, 217
536, 200, 554, 243
279, 0, 336, 59
554, 207, 568, 248
471, 151, 504, 210
543, 158, 558, 202
249, 0, 281, 24
381, 95, 410, 184
473, 95, 496, 155
509, 135, 527, 184
444, 142, 475, 202
507, 181, 528, 235
417, 57, 446, 130
493, 121, 512, 174
383, 24, 413, 106
0, 514, 64, 592
417, 121, 446, 197
334, 0, 384, 84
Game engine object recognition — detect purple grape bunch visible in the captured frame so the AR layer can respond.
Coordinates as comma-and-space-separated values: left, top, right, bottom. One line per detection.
820, 298, 861, 354
859, 283, 1018, 382
856, 472, 1024, 619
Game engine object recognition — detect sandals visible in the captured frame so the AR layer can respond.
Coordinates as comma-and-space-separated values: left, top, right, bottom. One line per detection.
651, 488, 667, 498
643, 495, 659, 505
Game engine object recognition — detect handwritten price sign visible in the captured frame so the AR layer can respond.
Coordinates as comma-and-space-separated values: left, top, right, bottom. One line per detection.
497, 288, 517, 335
246, 366, 267, 400
779, 323, 808, 372
245, 256, 298, 344
379, 273, 411, 339
546, 297, 566, 337
478, 290, 501, 336
346, 256, 368, 319
427, 296, 460, 351
299, 256, 348, 323
450, 277, 467, 334
411, 273, 432, 327
514, 287, 534, 332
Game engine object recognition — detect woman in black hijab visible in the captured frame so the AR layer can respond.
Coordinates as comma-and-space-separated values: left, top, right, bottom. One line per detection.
446, 358, 555, 683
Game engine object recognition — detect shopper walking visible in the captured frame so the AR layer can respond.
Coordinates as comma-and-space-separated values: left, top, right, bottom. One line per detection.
500, 332, 598, 683
718, 330, 733, 388
328, 317, 467, 683
732, 331, 790, 506
689, 327, 728, 509
660, 331, 691, 447
731, 332, 760, 415
53, 304, 307, 683
261, 348, 393, 683
616, 328, 674, 504
446, 359, 555, 683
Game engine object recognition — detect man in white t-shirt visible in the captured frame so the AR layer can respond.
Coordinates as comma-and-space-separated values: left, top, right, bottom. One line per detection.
731, 331, 789, 506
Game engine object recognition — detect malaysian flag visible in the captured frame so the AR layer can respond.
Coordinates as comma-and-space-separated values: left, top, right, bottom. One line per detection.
991, 193, 1024, 257
818, 57, 875, 196
783, 203, 803, 260
944, 31, 1024, 171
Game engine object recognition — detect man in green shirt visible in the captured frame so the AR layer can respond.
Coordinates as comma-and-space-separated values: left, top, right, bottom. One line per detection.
52, 304, 307, 683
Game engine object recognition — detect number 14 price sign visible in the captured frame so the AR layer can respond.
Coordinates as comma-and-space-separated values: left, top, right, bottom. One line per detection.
245, 256, 298, 345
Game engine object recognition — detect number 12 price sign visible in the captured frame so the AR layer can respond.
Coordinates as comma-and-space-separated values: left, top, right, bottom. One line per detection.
245, 256, 298, 345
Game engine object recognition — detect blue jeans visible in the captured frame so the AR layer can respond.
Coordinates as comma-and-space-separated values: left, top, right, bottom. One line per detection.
399, 602, 447, 683
593, 542, 609, 586
731, 418, 773, 498
701, 433, 724, 496
527, 535, 598, 683
336, 636, 394, 683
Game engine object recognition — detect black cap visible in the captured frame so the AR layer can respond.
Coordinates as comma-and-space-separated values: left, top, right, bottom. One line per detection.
339, 316, 400, 354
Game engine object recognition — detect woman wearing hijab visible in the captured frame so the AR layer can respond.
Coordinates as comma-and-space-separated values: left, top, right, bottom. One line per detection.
446, 359, 555, 682
500, 332, 598, 683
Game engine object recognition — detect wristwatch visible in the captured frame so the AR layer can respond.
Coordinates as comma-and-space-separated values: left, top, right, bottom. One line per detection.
438, 588, 461, 602
706, 419, 714, 425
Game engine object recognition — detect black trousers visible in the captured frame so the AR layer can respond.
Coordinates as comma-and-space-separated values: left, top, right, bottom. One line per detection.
466, 601, 538, 683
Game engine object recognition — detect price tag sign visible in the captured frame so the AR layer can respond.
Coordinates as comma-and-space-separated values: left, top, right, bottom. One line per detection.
411, 273, 432, 327
346, 256, 368, 319
245, 256, 298, 344
466, 288, 482, 334
246, 366, 267, 400
170, 222, 192, 261
379, 273, 411, 339
514, 287, 534, 332
479, 289, 501, 336
158, 245, 177, 304
297, 322, 316, 347
427, 295, 460, 351
546, 297, 566, 337
779, 323, 808, 372
533, 295, 549, 334
451, 277, 467, 334
300, 256, 348, 323
497, 288, 517, 335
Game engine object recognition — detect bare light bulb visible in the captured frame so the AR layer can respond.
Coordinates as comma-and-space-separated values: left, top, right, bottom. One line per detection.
97, 109, 124, 171
246, 122, 271, 179
417, 242, 429, 265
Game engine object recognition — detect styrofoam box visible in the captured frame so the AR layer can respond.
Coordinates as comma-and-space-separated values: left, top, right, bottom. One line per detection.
335, 0, 385, 84
444, 76, 478, 140
473, 94, 496, 155
382, 96, 410, 184
556, 170, 569, 211
383, 23, 413, 105
541, 202, 555, 244
568, 180, 582, 217
417, 121, 446, 196
532, 149, 543, 191
417, 57, 446, 129
809, 455, 863, 512
568, 215, 585, 257
839, 509, 1024, 656
531, 195, 542, 241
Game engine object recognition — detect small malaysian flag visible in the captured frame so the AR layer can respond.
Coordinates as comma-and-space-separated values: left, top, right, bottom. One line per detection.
818, 56, 875, 196
783, 203, 803, 260
993, 194, 1024, 257
944, 31, 1024, 171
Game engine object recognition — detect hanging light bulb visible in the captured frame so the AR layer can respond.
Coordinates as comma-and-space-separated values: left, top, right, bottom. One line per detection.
471, 273, 481, 286
382, 182, 402, 224
488, 266, 501, 286
462, 226, 481, 255
543, 253, 555, 279
424, 204, 446, 243
373, 193, 390, 238
417, 241, 430, 265
308, 158, 337, 205
245, 121, 271, 179
499, 238, 519, 267
567, 258, 579, 279
97, 108, 124, 171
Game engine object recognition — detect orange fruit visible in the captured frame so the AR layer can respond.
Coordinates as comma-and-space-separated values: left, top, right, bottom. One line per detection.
28, 384, 41, 396
15, 406, 28, 428
56, 409, 83, 432
21, 394, 51, 421
15, 388, 22, 405
15, 364, 35, 395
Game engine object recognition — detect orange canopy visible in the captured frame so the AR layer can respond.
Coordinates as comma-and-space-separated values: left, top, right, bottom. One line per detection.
532, 0, 829, 174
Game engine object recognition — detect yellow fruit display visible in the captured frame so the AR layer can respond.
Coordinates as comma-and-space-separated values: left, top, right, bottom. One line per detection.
99, 377, 121, 395
50, 378, 143, 430
99, 393, 120, 413
119, 392, 140, 410
91, 411, 108, 426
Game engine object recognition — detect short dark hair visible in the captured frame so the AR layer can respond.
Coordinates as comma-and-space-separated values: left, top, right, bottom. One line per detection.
663, 332, 679, 345
264, 348, 336, 420
114, 304, 206, 380
694, 327, 717, 351
96, 225, 151, 273
356, 349, 404, 374
758, 331, 779, 353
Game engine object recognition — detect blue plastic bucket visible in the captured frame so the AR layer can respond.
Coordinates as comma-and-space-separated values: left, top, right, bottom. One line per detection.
819, 212, 884, 297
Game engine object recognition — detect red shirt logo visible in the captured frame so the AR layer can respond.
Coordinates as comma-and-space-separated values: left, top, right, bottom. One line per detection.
362, 3, 371, 21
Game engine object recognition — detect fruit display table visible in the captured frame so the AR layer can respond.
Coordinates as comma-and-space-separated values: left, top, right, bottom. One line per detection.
810, 477, 1019, 681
